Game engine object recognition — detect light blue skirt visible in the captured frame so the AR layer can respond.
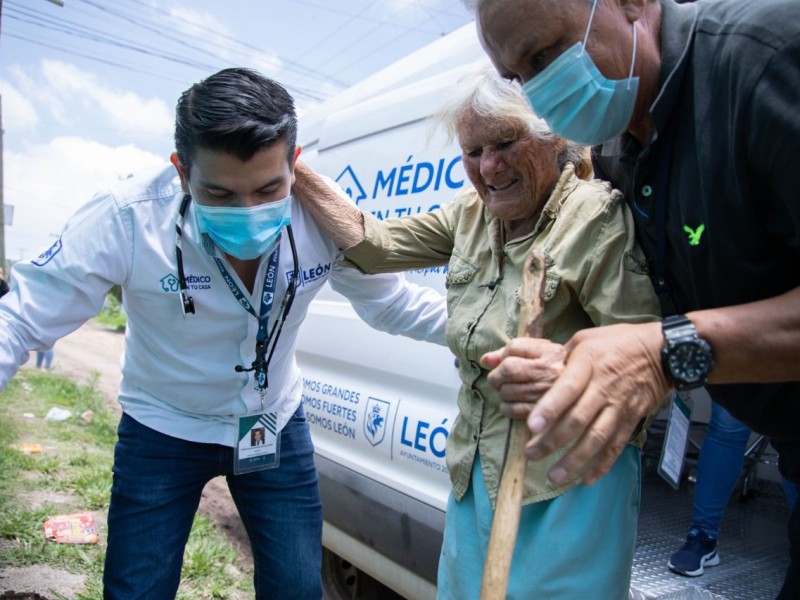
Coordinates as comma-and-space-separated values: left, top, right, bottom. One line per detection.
437, 445, 641, 600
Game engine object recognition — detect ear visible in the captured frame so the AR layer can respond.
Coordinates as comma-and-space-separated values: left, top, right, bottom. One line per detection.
170, 152, 190, 194
618, 0, 647, 23
290, 146, 302, 186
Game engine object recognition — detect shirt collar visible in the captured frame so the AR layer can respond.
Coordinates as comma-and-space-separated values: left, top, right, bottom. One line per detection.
650, 0, 699, 136
596, 0, 698, 161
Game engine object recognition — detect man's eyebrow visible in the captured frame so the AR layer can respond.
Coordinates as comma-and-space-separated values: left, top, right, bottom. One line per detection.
254, 176, 285, 190
197, 180, 232, 192
197, 175, 285, 192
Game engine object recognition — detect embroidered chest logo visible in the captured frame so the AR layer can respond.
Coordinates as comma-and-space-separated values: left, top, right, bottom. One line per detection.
160, 273, 179, 293
160, 273, 212, 293
287, 262, 332, 288
683, 224, 705, 246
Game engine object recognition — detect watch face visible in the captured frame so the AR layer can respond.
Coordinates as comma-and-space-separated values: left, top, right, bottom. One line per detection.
668, 343, 713, 384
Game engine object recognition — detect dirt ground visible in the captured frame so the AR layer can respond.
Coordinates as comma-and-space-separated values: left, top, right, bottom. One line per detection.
0, 321, 252, 598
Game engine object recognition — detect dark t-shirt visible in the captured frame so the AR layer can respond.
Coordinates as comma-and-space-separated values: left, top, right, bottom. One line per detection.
593, 0, 800, 441
0, 278, 8, 298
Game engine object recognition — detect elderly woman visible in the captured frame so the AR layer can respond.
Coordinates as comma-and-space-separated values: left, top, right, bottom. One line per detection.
294, 67, 660, 599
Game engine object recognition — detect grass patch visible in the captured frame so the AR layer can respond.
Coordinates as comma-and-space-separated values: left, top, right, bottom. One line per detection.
0, 369, 254, 598
92, 293, 126, 333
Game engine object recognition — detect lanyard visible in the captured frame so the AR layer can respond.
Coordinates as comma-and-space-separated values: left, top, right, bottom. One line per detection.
212, 244, 280, 324
175, 195, 299, 398
215, 243, 280, 391
176, 194, 196, 316
217, 230, 299, 398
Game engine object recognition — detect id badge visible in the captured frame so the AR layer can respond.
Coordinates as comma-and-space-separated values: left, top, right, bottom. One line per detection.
234, 412, 280, 474
658, 391, 693, 489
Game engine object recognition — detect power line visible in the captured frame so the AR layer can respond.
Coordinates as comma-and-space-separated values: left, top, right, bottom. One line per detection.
5, 10, 221, 72
3, 31, 191, 85
4, 3, 329, 102
302, 1, 468, 74
280, 0, 458, 37
109, 0, 350, 90
74, 0, 229, 65
3, 0, 472, 106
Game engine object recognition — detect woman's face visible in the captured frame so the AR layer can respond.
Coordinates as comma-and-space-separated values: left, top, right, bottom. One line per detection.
458, 109, 563, 226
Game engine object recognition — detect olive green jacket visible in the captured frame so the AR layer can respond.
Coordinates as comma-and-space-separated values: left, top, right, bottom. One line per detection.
345, 165, 661, 505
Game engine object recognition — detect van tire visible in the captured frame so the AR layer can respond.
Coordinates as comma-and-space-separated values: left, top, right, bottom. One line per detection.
321, 548, 406, 600
321, 547, 358, 600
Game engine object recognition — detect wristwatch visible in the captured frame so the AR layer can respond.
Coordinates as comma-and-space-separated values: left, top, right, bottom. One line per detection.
660, 315, 715, 390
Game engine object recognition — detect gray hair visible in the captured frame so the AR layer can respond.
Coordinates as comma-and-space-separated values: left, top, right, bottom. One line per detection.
432, 65, 584, 172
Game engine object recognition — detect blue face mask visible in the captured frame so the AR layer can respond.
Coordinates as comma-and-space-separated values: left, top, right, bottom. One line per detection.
522, 0, 639, 146
193, 195, 292, 260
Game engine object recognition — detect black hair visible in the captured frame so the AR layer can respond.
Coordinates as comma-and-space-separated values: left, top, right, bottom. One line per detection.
174, 67, 297, 174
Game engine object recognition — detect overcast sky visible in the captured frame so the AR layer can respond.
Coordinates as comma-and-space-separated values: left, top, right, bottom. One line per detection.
0, 0, 474, 264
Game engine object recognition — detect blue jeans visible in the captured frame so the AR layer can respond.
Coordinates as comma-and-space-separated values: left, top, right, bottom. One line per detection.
694, 403, 798, 538
103, 407, 322, 600
692, 403, 752, 538
35, 349, 54, 369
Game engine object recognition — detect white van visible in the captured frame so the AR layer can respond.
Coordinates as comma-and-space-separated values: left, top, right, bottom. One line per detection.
296, 21, 484, 600
295, 19, 788, 600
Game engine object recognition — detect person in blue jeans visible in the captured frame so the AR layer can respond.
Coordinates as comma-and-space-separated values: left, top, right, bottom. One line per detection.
669, 403, 799, 576
35, 348, 54, 370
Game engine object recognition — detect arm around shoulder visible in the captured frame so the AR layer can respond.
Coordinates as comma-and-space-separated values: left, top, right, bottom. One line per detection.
292, 161, 365, 250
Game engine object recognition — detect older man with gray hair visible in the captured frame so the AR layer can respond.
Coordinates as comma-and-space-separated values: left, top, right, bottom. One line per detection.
468, 1, 800, 598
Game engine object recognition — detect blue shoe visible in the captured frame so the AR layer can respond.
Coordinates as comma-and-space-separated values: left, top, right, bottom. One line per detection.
668, 527, 720, 577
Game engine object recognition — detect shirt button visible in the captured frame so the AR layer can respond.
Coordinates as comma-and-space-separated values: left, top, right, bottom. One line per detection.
642, 185, 653, 197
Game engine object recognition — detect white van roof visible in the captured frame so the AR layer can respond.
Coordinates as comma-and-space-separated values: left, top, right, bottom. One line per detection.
299, 21, 488, 152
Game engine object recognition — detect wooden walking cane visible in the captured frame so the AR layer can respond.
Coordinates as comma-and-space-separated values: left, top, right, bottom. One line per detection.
480, 250, 546, 600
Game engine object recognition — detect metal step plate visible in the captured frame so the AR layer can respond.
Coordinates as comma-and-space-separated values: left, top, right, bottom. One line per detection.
631, 466, 789, 599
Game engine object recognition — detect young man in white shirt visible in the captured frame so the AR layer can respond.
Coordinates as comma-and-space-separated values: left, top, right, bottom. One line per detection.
0, 67, 447, 599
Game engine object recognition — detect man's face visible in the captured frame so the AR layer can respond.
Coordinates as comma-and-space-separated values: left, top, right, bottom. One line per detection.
173, 142, 299, 208
476, 0, 636, 85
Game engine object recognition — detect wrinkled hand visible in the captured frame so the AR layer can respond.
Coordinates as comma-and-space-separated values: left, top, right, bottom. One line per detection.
291, 160, 365, 248
291, 160, 316, 205
482, 338, 567, 420
487, 322, 670, 486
